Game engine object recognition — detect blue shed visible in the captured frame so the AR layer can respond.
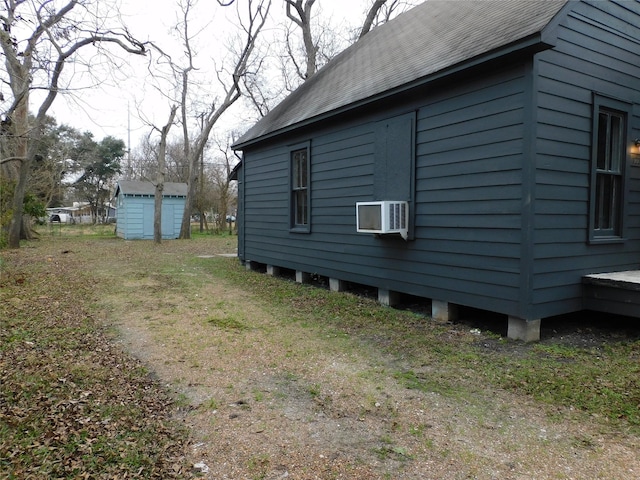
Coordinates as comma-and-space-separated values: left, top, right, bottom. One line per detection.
232, 0, 640, 341
114, 180, 187, 240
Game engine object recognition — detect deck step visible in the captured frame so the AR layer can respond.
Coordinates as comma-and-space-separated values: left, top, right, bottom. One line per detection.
582, 271, 640, 318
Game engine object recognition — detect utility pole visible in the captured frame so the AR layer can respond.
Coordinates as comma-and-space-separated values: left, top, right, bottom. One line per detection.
127, 102, 132, 179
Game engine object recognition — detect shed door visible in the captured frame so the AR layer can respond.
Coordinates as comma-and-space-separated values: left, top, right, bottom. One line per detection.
143, 204, 154, 238
144, 203, 177, 238
162, 204, 174, 238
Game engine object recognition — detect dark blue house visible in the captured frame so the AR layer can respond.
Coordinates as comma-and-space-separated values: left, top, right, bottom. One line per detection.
232, 0, 640, 341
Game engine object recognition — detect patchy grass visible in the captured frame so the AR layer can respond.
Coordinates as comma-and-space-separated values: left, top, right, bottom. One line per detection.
1, 242, 190, 479
206, 314, 249, 331
2, 233, 639, 479
492, 341, 640, 426
208, 257, 640, 432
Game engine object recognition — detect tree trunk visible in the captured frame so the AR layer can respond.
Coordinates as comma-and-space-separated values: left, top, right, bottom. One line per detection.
154, 181, 163, 243
7, 91, 30, 248
179, 165, 198, 239
154, 106, 177, 243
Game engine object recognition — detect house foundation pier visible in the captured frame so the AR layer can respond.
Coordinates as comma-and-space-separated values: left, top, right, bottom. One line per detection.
378, 289, 401, 307
266, 265, 281, 276
431, 300, 458, 322
296, 271, 313, 284
329, 278, 347, 292
507, 317, 541, 342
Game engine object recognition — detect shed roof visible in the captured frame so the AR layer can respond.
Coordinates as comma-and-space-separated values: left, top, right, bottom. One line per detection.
234, 0, 570, 148
115, 180, 188, 197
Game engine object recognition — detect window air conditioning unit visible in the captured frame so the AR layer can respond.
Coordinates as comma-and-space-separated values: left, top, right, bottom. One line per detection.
356, 201, 408, 240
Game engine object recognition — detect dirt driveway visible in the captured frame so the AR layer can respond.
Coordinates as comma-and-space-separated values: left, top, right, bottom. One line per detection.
74, 238, 640, 479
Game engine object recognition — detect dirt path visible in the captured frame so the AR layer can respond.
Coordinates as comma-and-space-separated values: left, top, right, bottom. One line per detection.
89, 239, 639, 479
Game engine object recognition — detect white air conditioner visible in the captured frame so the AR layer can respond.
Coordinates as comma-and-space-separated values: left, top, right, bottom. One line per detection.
356, 201, 408, 240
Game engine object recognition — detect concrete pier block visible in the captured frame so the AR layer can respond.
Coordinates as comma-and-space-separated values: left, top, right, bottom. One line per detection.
329, 278, 346, 292
431, 300, 458, 322
378, 289, 401, 307
507, 316, 541, 342
266, 265, 280, 276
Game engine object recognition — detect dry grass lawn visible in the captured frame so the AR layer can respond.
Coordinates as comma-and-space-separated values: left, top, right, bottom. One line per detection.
2, 230, 639, 479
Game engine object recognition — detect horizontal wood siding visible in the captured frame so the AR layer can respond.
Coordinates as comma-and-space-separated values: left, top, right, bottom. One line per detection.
238, 0, 640, 322
414, 68, 526, 315
532, 0, 640, 318
125, 200, 145, 239
243, 67, 528, 317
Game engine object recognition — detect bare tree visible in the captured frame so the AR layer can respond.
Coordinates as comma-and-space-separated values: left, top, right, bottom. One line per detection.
128, 134, 190, 183
283, 0, 401, 84
358, 0, 410, 39
125, 138, 155, 181
160, 0, 271, 239
280, 0, 344, 90
242, 50, 279, 118
360, 0, 388, 39
210, 133, 239, 233
154, 106, 178, 244
1, 0, 147, 248
268, 0, 414, 102
285, 0, 318, 80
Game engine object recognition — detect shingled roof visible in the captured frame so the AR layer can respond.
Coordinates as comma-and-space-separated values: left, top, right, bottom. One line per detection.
234, 0, 570, 148
115, 180, 188, 197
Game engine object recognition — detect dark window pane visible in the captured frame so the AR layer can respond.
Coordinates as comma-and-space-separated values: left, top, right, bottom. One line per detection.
295, 190, 307, 225
299, 151, 307, 188
595, 174, 622, 232
293, 157, 300, 188
610, 175, 621, 230
595, 175, 610, 229
610, 114, 622, 172
292, 149, 306, 189
597, 112, 608, 170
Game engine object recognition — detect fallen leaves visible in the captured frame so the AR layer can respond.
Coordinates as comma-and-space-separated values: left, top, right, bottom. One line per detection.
1, 247, 192, 479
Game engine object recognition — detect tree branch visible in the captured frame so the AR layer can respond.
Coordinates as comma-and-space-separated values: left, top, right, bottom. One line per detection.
0, 155, 26, 165
285, 0, 317, 78
359, 0, 388, 39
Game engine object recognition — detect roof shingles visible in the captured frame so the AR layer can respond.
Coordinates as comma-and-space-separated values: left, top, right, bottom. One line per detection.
116, 180, 187, 197
235, 0, 569, 147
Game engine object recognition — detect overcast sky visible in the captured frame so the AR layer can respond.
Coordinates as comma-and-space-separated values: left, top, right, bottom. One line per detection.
47, 0, 377, 151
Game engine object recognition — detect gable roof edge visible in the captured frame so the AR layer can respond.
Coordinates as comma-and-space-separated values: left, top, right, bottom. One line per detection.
540, 0, 577, 44
114, 180, 188, 197
233, 32, 555, 151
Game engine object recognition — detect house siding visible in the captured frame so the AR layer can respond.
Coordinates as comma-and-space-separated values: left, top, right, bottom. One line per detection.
413, 67, 528, 316
243, 65, 530, 317
531, 0, 640, 318
238, 0, 640, 326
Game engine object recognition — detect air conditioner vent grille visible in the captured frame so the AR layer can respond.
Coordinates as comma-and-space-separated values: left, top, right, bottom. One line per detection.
388, 202, 407, 230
